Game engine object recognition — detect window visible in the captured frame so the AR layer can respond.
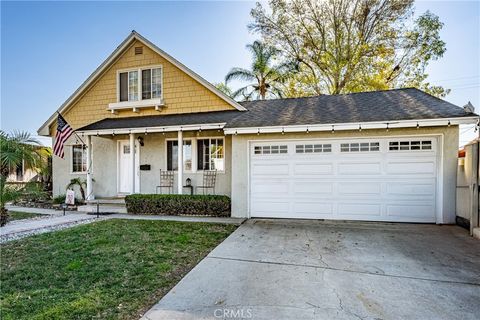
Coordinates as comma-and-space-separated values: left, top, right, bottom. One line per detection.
15, 160, 24, 181
72, 145, 87, 173
341, 142, 379, 152
296, 144, 331, 153
167, 140, 192, 171
198, 138, 224, 170
389, 140, 432, 151
119, 67, 162, 102
254, 145, 288, 155
141, 67, 162, 100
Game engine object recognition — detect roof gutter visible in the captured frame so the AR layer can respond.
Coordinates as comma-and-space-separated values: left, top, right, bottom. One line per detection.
76, 122, 226, 136
223, 116, 479, 135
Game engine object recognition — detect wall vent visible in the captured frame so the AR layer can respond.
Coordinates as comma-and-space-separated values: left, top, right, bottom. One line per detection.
134, 46, 143, 55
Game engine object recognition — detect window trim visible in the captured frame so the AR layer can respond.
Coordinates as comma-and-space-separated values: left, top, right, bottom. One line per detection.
110, 65, 164, 113
340, 142, 380, 153
164, 137, 226, 173
165, 138, 194, 172
388, 140, 433, 152
70, 144, 88, 174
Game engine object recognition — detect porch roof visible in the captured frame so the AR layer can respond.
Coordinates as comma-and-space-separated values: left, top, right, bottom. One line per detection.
77, 110, 241, 132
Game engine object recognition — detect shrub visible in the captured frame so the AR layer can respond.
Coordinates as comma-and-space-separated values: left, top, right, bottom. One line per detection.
125, 194, 231, 217
52, 194, 83, 205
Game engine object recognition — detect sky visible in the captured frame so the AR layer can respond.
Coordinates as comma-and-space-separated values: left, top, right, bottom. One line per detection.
1, 1, 479, 146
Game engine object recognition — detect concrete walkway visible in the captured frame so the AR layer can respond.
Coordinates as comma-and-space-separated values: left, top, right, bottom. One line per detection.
142, 219, 480, 320
1, 212, 103, 243
6, 205, 62, 215
1, 205, 244, 243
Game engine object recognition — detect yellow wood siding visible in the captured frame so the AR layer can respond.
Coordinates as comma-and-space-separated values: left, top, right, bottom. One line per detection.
52, 40, 234, 133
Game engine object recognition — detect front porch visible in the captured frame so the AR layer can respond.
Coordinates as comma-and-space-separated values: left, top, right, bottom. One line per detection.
52, 124, 232, 201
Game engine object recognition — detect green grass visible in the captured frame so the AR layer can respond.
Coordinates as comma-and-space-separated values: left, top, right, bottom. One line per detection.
7, 211, 42, 221
0, 219, 237, 319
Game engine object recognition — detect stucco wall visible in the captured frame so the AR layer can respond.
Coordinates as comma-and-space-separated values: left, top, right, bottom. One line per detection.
231, 126, 459, 223
52, 130, 231, 198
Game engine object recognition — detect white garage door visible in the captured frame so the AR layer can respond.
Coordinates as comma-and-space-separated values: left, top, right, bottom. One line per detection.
250, 137, 439, 223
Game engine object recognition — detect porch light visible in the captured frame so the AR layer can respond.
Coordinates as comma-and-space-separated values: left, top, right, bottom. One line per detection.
416, 122, 419, 129
257, 128, 260, 135
386, 123, 389, 132
162, 128, 165, 135
137, 136, 144, 146
186, 178, 192, 187
448, 120, 451, 127
306, 127, 309, 134
331, 125, 335, 134
199, 126, 202, 133
144, 128, 148, 135
358, 125, 362, 132
281, 127, 285, 135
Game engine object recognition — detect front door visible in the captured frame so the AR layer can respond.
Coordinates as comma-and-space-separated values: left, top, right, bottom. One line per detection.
118, 140, 140, 194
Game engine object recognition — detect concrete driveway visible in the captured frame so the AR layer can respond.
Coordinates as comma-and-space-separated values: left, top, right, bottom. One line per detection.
143, 219, 480, 320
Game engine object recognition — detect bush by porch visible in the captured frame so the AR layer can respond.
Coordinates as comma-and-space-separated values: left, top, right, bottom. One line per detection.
125, 194, 231, 217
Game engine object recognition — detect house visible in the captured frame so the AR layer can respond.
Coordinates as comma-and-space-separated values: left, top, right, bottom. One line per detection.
38, 31, 478, 224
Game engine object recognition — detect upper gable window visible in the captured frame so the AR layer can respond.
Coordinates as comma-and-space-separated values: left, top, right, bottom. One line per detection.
119, 67, 162, 102
141, 68, 162, 100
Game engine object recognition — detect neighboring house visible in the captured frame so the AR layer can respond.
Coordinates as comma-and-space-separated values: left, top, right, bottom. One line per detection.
6, 161, 38, 183
38, 31, 478, 224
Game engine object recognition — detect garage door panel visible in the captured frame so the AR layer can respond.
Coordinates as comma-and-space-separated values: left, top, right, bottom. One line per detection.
338, 203, 382, 216
386, 182, 436, 196
338, 182, 381, 195
338, 162, 382, 175
252, 163, 289, 176
293, 163, 333, 175
250, 137, 438, 223
251, 200, 290, 216
386, 161, 435, 175
386, 204, 435, 219
293, 202, 334, 215
293, 181, 333, 195
251, 180, 289, 194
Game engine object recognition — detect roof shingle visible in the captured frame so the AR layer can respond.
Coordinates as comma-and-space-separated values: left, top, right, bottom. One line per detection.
78, 88, 477, 131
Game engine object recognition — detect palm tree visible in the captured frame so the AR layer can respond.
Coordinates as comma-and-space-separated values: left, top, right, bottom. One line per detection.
225, 41, 295, 100
66, 178, 87, 202
0, 130, 41, 225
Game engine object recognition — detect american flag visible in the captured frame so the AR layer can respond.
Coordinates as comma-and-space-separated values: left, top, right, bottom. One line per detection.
53, 113, 74, 158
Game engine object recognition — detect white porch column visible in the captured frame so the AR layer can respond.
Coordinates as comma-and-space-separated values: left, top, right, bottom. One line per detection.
177, 130, 183, 194
86, 135, 93, 200
129, 132, 136, 194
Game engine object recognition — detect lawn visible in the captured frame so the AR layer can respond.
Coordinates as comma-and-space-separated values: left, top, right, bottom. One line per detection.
0, 219, 237, 319
7, 211, 42, 222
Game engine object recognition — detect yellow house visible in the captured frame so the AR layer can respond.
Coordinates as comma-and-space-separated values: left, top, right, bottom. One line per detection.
39, 31, 478, 223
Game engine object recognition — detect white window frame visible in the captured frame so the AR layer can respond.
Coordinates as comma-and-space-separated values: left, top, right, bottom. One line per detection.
388, 140, 433, 152
71, 144, 88, 174
116, 65, 163, 102
164, 137, 226, 173
165, 138, 194, 173
110, 65, 164, 113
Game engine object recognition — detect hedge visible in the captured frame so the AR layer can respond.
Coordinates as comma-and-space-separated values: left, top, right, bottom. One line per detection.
125, 194, 231, 217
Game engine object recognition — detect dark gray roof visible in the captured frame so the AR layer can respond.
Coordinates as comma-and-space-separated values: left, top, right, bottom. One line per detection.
78, 88, 476, 131
230, 88, 476, 128
78, 110, 240, 131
